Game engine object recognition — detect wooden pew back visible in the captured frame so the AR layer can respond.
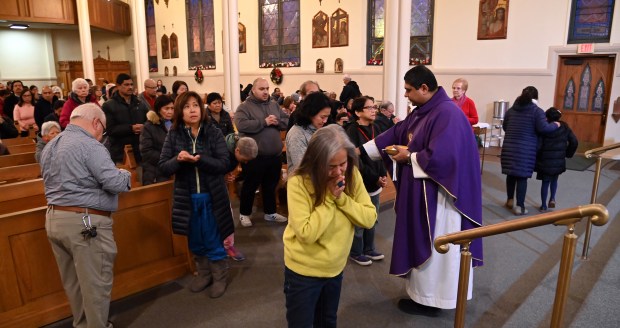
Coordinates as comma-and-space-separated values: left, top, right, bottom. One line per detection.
0, 137, 36, 147
0, 163, 41, 184
0, 152, 36, 168
0, 179, 45, 215
6, 143, 36, 154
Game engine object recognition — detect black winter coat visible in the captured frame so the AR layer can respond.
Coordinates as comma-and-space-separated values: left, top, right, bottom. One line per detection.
339, 81, 361, 104
345, 121, 387, 193
140, 111, 170, 185
535, 122, 578, 178
158, 123, 233, 240
102, 94, 149, 163
501, 102, 558, 178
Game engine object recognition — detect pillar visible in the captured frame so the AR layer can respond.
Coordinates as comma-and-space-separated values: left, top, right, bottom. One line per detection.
222, 0, 241, 112
396, 0, 412, 119
382, 0, 399, 110
76, 0, 95, 81
131, 0, 150, 92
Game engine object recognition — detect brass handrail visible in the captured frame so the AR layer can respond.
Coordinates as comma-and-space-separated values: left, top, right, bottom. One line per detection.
434, 204, 609, 328
581, 142, 620, 260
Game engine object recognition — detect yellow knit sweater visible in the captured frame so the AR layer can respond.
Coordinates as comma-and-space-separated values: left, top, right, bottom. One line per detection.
283, 167, 377, 278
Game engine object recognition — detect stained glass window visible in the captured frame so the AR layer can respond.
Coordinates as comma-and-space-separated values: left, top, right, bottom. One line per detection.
259, 0, 300, 68
186, 0, 216, 70
592, 79, 605, 112
563, 78, 575, 110
145, 0, 157, 72
577, 64, 591, 112
410, 0, 433, 65
367, 0, 434, 66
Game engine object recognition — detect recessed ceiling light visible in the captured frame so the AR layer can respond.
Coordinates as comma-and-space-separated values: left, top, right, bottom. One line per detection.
9, 24, 29, 30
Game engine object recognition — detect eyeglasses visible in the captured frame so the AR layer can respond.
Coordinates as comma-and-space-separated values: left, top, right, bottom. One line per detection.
96, 119, 107, 136
363, 105, 378, 110
145, 86, 157, 89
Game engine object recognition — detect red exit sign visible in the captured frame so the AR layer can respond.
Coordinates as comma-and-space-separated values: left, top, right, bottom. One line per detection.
577, 43, 594, 53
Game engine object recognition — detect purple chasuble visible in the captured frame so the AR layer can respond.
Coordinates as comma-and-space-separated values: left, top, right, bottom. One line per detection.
373, 87, 483, 276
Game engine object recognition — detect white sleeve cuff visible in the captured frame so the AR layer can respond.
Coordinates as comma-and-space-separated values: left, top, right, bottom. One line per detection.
363, 140, 381, 160
410, 152, 429, 178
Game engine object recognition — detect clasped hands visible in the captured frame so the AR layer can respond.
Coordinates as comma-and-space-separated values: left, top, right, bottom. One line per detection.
177, 150, 200, 163
265, 114, 279, 126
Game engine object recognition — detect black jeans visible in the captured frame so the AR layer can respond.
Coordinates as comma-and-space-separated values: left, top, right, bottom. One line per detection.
239, 155, 281, 216
506, 175, 528, 207
284, 267, 343, 328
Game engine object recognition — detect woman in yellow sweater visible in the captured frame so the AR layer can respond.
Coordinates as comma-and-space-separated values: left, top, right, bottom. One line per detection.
283, 124, 377, 327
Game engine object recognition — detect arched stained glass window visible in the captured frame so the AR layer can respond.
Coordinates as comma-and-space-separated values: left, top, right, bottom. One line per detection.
577, 64, 591, 112
145, 0, 157, 72
367, 0, 434, 66
592, 79, 604, 112
259, 0, 300, 68
563, 78, 575, 110
186, 0, 216, 70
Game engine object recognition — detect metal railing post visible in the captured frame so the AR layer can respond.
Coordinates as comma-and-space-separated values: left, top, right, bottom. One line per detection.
551, 225, 578, 327
454, 243, 472, 328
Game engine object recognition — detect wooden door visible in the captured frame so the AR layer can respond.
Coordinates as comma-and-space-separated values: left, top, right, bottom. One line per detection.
554, 56, 615, 148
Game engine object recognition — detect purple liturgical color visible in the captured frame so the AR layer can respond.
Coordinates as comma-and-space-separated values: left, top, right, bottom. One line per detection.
373, 87, 483, 276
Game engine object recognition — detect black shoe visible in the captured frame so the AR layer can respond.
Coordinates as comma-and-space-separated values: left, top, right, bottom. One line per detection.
397, 298, 441, 317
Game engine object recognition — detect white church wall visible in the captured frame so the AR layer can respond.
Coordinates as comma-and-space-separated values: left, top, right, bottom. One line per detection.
0, 29, 57, 87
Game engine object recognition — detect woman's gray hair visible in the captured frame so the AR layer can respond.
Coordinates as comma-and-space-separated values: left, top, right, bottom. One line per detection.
237, 137, 258, 159
41, 121, 61, 136
72, 78, 89, 93
70, 103, 105, 124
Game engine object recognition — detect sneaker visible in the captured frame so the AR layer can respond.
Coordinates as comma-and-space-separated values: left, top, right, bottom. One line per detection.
239, 214, 252, 227
504, 199, 514, 209
364, 251, 385, 261
350, 255, 372, 266
264, 213, 288, 222
226, 245, 246, 261
548, 200, 556, 208
539, 206, 548, 212
513, 206, 528, 216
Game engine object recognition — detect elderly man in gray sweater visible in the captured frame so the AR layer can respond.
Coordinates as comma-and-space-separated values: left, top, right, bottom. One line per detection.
234, 78, 289, 227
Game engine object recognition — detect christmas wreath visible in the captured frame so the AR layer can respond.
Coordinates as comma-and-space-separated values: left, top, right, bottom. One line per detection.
270, 68, 283, 85
195, 69, 204, 83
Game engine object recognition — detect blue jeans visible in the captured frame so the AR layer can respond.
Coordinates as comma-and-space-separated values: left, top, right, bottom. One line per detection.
284, 267, 343, 328
188, 193, 227, 261
541, 175, 559, 207
350, 193, 380, 257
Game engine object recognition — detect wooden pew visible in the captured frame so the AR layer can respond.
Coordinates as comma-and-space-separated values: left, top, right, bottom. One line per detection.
0, 181, 190, 328
116, 144, 141, 188
0, 137, 36, 147
6, 143, 36, 154
0, 179, 45, 215
0, 152, 36, 168
0, 163, 41, 183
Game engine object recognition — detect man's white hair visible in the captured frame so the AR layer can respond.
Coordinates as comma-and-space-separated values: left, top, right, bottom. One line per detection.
343, 74, 351, 81
72, 78, 89, 93
70, 103, 106, 124
41, 121, 61, 136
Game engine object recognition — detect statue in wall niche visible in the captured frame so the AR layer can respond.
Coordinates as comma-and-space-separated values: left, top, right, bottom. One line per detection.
316, 59, 324, 73
165, 66, 169, 76
334, 58, 343, 73
173, 66, 177, 76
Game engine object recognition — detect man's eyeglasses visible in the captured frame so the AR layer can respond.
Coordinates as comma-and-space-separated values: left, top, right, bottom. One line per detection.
96, 119, 107, 136
363, 105, 378, 110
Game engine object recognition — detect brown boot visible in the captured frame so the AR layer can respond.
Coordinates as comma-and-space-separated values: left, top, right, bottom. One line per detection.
189, 256, 212, 293
208, 259, 229, 298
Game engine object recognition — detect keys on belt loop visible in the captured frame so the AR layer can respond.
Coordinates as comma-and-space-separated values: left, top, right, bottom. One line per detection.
80, 213, 98, 240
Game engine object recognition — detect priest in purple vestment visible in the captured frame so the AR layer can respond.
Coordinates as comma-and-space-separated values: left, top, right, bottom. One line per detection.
362, 66, 483, 316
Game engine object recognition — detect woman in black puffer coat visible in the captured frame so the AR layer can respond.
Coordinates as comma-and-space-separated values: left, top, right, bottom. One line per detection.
501, 86, 559, 215
140, 95, 174, 185
159, 91, 233, 299
535, 108, 578, 211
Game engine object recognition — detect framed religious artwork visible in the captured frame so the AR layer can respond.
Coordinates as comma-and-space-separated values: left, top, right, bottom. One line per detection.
334, 58, 343, 73
330, 9, 349, 47
239, 23, 247, 53
477, 0, 509, 40
170, 33, 179, 58
316, 59, 325, 73
312, 11, 329, 48
161, 34, 170, 59
567, 0, 615, 44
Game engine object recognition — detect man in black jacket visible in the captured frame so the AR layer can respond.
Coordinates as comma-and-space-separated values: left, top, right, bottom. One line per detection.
34, 86, 58, 130
102, 73, 149, 164
4, 80, 24, 120
339, 74, 361, 105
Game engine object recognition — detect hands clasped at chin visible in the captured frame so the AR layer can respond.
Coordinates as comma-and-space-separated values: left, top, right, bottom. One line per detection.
177, 150, 200, 163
